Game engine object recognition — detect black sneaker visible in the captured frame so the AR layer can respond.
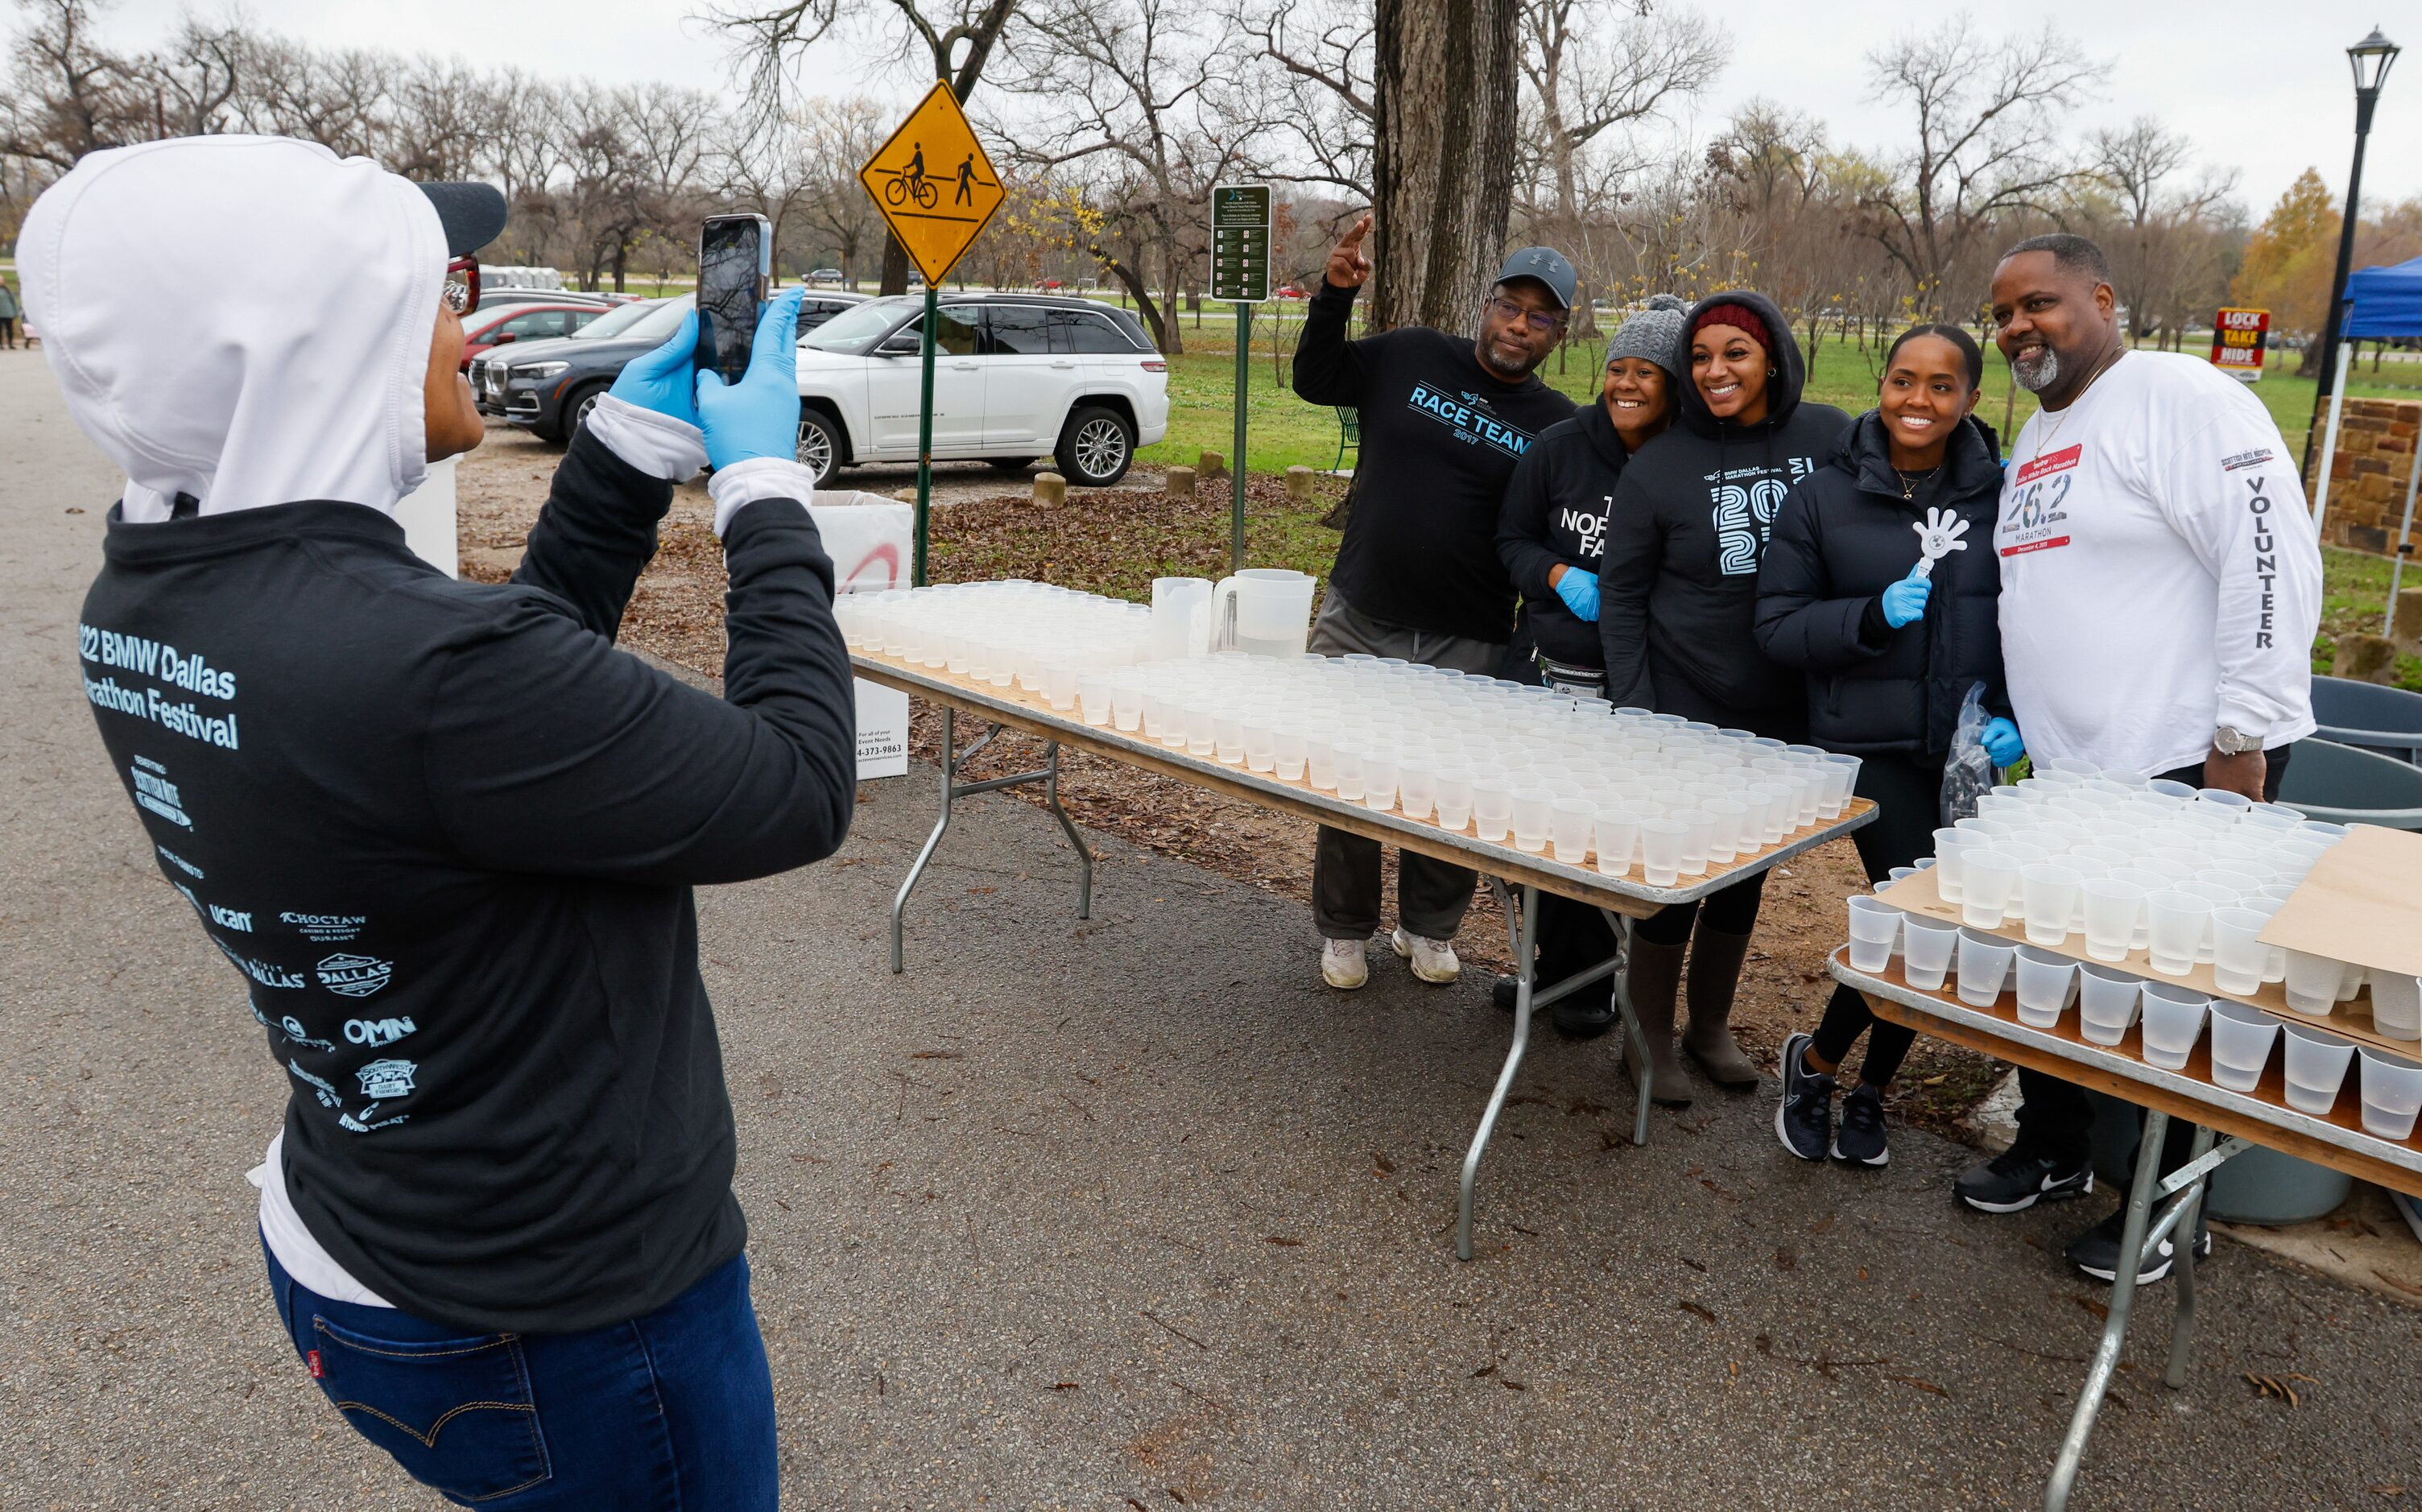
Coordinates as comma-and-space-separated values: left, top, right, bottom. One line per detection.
1552, 992, 1614, 1040
1833, 1083, 1890, 1167
2065, 1206, 2213, 1285
1775, 1033, 1834, 1162
1953, 1145, 2093, 1213
1492, 974, 1519, 1012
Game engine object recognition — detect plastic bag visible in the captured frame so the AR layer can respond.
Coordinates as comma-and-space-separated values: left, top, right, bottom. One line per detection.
1940, 680, 1995, 826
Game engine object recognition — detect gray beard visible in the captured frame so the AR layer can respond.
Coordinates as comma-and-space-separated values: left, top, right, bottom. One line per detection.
2011, 345, 2060, 394
1479, 345, 1529, 379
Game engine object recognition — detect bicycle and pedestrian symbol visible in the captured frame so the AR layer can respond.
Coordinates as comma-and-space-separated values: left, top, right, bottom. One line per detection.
858, 81, 1006, 286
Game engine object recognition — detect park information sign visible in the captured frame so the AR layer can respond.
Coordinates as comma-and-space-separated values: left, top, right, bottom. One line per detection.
1211, 184, 1271, 304
858, 81, 1004, 287
2211, 307, 2270, 383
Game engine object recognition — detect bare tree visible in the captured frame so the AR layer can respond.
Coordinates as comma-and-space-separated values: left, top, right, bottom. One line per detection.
1518, 0, 1721, 246
792, 95, 887, 286
1859, 20, 2108, 315
2087, 116, 2238, 344
706, 0, 1019, 295
1232, 0, 1371, 200
1369, 0, 1521, 333
1, 0, 150, 169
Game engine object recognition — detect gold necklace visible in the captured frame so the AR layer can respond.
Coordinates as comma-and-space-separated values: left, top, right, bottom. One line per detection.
1892, 461, 1944, 502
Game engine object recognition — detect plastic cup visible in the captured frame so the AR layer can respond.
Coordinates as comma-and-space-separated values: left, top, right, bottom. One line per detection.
1817, 752, 1860, 818
1396, 759, 1436, 821
1902, 916, 1959, 992
2338, 961, 2366, 1003
2282, 948, 2341, 1017
2077, 964, 2143, 1046
2019, 864, 2081, 947
1112, 680, 1144, 733
1273, 727, 1308, 783
1930, 828, 1972, 905
2207, 1001, 2280, 1092
1511, 786, 1553, 853
1242, 718, 1275, 772
2370, 973, 2422, 1042
1435, 770, 1475, 832
1184, 702, 1217, 758
1333, 746, 1366, 802
2139, 982, 2209, 1071
2078, 878, 2142, 964
1213, 715, 1246, 764
1846, 895, 1900, 973
1956, 927, 2017, 1006
1549, 796, 1594, 864
1078, 671, 1113, 726
1677, 811, 1714, 878
1306, 736, 1337, 790
1473, 779, 1512, 843
2208, 907, 2271, 997
1363, 750, 1399, 811
2281, 1022, 2357, 1116
2356, 1047, 2422, 1140
1593, 809, 1639, 878
2143, 890, 2210, 977
1640, 819, 1687, 887
1704, 799, 1747, 864
1961, 850, 2020, 930
2014, 945, 2078, 1028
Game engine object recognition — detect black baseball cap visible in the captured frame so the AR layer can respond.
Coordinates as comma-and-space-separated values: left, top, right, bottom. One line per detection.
415, 181, 509, 257
1493, 246, 1577, 310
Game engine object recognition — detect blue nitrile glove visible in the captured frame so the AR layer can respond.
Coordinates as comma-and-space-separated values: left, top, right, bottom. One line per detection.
696, 287, 805, 472
1879, 572, 1931, 629
1982, 717, 2026, 767
1552, 566, 1601, 622
608, 308, 701, 428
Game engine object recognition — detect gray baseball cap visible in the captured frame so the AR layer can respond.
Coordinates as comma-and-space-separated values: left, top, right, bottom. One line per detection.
1492, 246, 1576, 310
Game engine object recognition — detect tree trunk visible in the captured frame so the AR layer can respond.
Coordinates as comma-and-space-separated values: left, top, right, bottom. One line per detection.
1370, 0, 1520, 334
879, 232, 911, 297
1157, 229, 1184, 356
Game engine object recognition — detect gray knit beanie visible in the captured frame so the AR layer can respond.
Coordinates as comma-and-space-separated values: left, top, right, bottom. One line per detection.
1606, 293, 1688, 378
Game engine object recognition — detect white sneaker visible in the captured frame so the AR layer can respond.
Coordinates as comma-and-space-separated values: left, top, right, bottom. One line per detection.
1390, 927, 1461, 984
1321, 937, 1369, 989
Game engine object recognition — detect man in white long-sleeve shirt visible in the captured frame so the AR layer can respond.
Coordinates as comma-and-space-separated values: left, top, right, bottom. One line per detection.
1950, 233, 2321, 1285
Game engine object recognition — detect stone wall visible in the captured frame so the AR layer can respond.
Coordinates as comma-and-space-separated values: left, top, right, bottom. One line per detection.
2306, 396, 2422, 555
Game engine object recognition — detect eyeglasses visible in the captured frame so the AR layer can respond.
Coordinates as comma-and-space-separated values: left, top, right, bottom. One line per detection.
441, 255, 481, 318
1485, 295, 1564, 335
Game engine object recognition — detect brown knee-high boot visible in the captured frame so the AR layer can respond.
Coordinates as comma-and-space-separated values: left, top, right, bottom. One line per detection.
1681, 926, 1760, 1089
1622, 936, 1693, 1108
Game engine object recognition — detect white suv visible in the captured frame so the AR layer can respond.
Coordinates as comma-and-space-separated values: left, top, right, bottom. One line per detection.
793, 294, 1170, 487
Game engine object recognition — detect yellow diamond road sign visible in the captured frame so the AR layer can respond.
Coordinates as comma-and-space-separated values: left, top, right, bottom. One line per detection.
859, 81, 1004, 287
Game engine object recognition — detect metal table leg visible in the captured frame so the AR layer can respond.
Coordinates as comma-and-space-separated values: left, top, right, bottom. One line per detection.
891, 710, 1096, 973
2164, 1126, 2221, 1391
2046, 1109, 2169, 1512
1597, 907, 1650, 1146
1459, 880, 1540, 1261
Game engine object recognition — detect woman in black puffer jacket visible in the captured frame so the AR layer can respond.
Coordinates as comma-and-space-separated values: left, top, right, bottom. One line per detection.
1754, 323, 2024, 1171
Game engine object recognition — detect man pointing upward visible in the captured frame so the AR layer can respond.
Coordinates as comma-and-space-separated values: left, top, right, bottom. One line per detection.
1290, 213, 1578, 990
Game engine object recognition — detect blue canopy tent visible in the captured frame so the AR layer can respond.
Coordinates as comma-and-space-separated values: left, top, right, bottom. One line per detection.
2310, 254, 2422, 620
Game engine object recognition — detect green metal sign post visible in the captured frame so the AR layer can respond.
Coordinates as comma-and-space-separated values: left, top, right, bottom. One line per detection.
1211, 184, 1272, 574
914, 284, 937, 585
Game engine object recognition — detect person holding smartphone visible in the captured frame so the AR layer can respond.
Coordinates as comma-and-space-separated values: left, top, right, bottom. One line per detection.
25, 135, 852, 1509
1755, 324, 2019, 1167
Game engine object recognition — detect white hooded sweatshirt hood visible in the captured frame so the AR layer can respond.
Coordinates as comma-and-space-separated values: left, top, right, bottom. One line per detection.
19, 134, 444, 523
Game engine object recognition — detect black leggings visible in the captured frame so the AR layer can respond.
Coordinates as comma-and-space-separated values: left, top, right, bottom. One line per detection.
1805, 749, 1944, 1089
1632, 868, 1767, 947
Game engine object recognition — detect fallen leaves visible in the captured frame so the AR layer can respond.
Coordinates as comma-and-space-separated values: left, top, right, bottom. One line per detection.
1265, 1235, 1305, 1247
1678, 1299, 1717, 1327
2244, 1371, 2318, 1407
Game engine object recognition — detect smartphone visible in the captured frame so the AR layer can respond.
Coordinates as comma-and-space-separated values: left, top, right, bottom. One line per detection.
696, 213, 772, 386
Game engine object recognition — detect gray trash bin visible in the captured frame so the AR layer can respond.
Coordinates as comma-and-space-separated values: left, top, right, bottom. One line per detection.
2312, 676, 2422, 766
2081, 1089, 2350, 1225
2278, 737, 2422, 831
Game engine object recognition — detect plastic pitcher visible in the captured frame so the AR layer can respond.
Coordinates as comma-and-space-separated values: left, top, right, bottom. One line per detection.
1150, 576, 1215, 659
1210, 569, 1316, 658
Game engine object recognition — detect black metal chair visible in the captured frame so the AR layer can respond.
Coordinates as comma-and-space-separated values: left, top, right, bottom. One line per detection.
1331, 406, 1360, 474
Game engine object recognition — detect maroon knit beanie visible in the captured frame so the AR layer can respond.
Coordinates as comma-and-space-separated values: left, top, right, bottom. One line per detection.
1692, 301, 1771, 351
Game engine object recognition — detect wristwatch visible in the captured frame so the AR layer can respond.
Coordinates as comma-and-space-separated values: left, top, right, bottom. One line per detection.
2213, 725, 2265, 756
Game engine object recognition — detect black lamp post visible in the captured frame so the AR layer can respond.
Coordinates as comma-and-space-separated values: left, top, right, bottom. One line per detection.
2304, 26, 2401, 483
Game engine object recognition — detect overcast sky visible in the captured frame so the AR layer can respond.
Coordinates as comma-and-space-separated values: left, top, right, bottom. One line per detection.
97, 0, 2420, 216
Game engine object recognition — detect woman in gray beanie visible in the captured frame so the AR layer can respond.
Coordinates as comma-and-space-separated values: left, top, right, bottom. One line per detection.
1489, 293, 1684, 1038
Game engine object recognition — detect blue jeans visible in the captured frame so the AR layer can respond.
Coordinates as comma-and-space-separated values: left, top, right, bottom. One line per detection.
263, 1237, 778, 1509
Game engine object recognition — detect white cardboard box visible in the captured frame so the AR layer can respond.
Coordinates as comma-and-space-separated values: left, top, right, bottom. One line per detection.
815, 494, 915, 782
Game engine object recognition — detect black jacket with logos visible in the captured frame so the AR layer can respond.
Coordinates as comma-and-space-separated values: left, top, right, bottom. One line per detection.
1596, 289, 1850, 730
1295, 280, 1577, 643
1496, 401, 1633, 667
1753, 409, 2012, 757
78, 430, 857, 1333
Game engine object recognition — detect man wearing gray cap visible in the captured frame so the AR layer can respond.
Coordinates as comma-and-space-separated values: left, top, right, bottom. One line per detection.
1292, 213, 1580, 990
